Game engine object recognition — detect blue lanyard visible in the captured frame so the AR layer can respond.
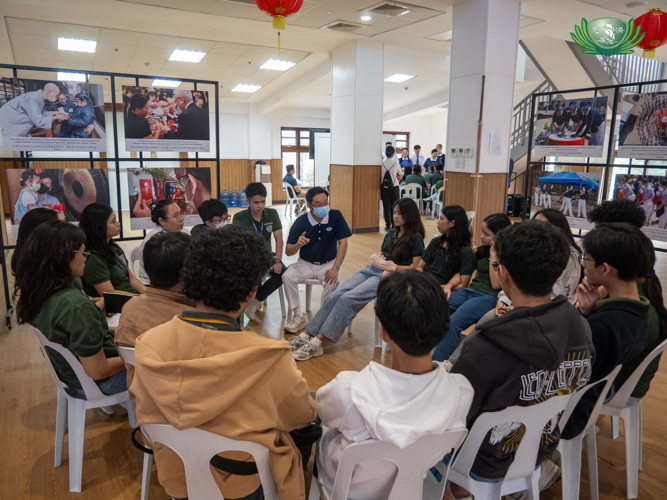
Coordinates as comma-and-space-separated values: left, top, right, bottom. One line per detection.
253, 221, 264, 234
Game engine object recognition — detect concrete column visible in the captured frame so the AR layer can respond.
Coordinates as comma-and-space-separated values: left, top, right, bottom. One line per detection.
444, 0, 520, 240
330, 40, 384, 233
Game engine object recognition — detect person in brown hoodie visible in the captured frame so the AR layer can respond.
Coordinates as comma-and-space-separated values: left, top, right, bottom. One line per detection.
115, 231, 194, 387
130, 225, 317, 500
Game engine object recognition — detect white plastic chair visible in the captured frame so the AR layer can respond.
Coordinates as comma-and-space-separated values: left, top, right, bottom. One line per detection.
31, 326, 136, 492
599, 339, 667, 499
465, 211, 475, 231
309, 428, 468, 500
346, 315, 387, 351
283, 183, 305, 219
431, 187, 445, 217
402, 183, 424, 212
446, 394, 573, 500
130, 245, 141, 276
141, 424, 279, 500
556, 365, 622, 500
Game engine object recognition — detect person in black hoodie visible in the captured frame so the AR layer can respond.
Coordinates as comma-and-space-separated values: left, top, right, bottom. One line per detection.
561, 223, 651, 440
447, 220, 594, 497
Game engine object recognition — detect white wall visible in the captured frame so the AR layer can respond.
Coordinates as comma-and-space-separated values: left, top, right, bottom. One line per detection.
383, 108, 448, 153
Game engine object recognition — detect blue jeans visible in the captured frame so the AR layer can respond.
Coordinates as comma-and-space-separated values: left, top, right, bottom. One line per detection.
69, 370, 128, 399
433, 288, 498, 362
305, 265, 384, 343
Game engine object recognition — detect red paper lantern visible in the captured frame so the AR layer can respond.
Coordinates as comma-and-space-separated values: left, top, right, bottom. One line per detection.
636, 8, 667, 58
255, 0, 304, 54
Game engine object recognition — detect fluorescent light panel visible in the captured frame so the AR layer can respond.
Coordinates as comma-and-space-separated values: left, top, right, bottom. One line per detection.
384, 73, 416, 83
169, 49, 206, 63
152, 79, 182, 87
361, 15, 372, 21
260, 59, 296, 71
57, 37, 97, 53
231, 84, 262, 93
57, 72, 86, 82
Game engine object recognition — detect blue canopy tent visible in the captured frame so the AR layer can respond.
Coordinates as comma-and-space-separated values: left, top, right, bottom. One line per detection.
537, 172, 599, 190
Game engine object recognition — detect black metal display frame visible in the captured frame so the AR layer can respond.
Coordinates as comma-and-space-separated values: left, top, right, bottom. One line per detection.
521, 77, 667, 250
0, 63, 221, 329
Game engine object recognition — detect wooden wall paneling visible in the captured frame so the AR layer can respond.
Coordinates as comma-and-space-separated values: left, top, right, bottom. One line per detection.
270, 159, 286, 203
443, 171, 476, 211
219, 159, 252, 194
330, 164, 354, 226
471, 172, 509, 246
352, 165, 381, 231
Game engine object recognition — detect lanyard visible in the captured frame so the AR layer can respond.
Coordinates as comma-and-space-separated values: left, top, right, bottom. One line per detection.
252, 221, 264, 234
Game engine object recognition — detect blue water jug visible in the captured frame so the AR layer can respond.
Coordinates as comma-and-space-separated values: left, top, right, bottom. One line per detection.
239, 189, 249, 208
220, 188, 231, 207
231, 188, 238, 207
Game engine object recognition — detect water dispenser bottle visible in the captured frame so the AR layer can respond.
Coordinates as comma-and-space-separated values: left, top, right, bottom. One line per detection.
231, 188, 238, 207
239, 189, 249, 208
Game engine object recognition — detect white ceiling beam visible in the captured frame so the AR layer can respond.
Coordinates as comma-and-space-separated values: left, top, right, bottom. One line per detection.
383, 90, 449, 122
256, 60, 331, 115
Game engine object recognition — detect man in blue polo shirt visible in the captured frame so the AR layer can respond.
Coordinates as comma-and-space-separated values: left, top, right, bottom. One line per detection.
282, 187, 352, 333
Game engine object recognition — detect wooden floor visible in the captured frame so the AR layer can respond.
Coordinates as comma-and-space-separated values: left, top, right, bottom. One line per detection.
1, 208, 667, 499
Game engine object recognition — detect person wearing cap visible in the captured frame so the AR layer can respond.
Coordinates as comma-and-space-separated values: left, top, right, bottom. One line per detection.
61, 93, 96, 138
576, 100, 605, 146
566, 101, 583, 132
552, 106, 569, 134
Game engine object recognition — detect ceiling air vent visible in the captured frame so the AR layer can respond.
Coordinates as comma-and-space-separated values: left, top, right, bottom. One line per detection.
369, 3, 411, 17
225, 0, 258, 5
321, 21, 365, 33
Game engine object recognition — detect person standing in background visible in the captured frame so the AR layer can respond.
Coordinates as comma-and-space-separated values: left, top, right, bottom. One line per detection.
561, 185, 574, 217
436, 143, 445, 164
399, 148, 412, 169
577, 187, 589, 218
410, 145, 426, 168
380, 146, 402, 231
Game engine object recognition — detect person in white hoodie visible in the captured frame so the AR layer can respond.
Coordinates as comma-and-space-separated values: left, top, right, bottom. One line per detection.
314, 270, 474, 500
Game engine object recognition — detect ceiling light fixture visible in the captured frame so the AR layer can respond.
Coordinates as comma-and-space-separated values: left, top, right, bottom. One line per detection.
384, 73, 416, 83
57, 37, 97, 53
232, 83, 262, 93
169, 49, 206, 63
152, 79, 182, 87
260, 59, 297, 71
57, 72, 87, 82
361, 15, 372, 21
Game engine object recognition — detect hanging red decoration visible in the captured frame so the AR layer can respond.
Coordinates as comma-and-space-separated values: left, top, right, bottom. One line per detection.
255, 0, 304, 55
636, 8, 667, 58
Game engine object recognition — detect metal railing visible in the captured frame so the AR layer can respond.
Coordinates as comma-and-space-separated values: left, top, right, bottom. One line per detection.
599, 53, 664, 92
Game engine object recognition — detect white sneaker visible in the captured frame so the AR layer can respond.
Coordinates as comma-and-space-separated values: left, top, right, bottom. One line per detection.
292, 341, 323, 361
538, 458, 561, 491
99, 406, 114, 415
289, 335, 309, 352
244, 298, 262, 322
284, 314, 308, 333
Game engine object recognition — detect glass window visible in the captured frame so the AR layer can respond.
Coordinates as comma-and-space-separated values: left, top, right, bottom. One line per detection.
300, 152, 315, 186
647, 168, 666, 176
631, 167, 644, 175
281, 129, 297, 147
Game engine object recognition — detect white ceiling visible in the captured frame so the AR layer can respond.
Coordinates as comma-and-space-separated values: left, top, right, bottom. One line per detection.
0, 0, 663, 119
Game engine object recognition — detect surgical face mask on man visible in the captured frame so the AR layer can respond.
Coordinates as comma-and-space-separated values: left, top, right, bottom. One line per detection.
215, 220, 230, 229
312, 205, 330, 218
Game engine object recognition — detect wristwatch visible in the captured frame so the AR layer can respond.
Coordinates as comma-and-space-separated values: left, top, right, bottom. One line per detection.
332, 264, 341, 271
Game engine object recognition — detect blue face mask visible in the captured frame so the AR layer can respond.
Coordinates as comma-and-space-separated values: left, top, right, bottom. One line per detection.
313, 205, 330, 218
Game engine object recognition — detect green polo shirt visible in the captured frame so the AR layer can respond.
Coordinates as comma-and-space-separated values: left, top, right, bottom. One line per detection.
32, 284, 118, 390
82, 244, 135, 297
468, 254, 499, 297
180, 311, 242, 332
232, 208, 282, 252
435, 179, 444, 201
190, 224, 207, 240
422, 239, 474, 286
404, 174, 427, 197
380, 228, 424, 266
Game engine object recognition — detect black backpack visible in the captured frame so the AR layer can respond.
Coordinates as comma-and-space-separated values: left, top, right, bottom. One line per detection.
381, 162, 395, 190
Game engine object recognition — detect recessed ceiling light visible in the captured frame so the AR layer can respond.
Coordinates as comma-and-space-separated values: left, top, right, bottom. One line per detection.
326, 10, 333, 14
625, 2, 647, 7
384, 73, 416, 83
169, 49, 206, 63
152, 79, 182, 87
398, 10, 410, 16
57, 72, 86, 82
232, 84, 262, 93
361, 15, 372, 21
57, 37, 97, 53
260, 59, 297, 71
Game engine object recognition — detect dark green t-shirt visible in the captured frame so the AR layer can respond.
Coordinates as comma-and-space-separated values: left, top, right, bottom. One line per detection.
190, 224, 207, 240
429, 173, 443, 187
380, 228, 424, 266
404, 174, 427, 197
422, 238, 474, 286
435, 179, 444, 202
232, 208, 282, 252
82, 244, 135, 297
32, 285, 118, 390
468, 253, 499, 297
